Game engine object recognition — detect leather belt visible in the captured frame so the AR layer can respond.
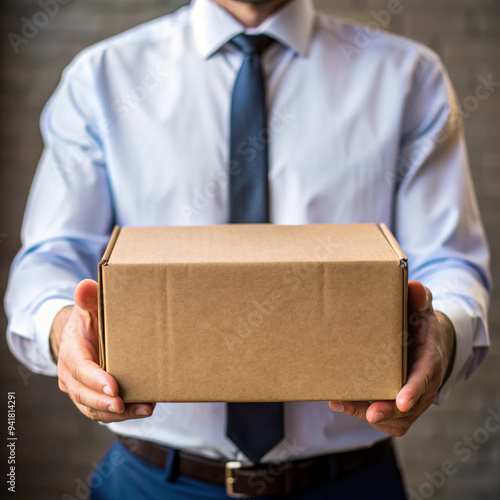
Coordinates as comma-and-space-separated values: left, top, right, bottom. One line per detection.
117, 435, 392, 498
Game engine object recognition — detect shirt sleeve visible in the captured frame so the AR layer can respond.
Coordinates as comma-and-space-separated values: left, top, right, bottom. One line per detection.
393, 49, 492, 404
3, 55, 113, 375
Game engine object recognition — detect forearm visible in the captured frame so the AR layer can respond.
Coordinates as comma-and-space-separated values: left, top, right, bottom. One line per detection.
5, 265, 75, 374
4, 239, 103, 374
5, 50, 114, 376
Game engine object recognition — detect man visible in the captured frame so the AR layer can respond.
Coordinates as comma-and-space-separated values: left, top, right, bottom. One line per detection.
4, 0, 491, 498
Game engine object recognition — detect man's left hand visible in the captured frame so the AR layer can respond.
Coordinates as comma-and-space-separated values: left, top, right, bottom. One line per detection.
329, 281, 456, 437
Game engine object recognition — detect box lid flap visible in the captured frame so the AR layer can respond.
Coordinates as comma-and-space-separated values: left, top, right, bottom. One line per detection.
107, 224, 402, 265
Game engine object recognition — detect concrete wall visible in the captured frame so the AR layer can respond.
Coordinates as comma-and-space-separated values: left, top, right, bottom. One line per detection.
0, 1, 499, 498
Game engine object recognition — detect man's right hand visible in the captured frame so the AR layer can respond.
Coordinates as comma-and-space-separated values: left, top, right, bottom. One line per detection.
50, 279, 155, 423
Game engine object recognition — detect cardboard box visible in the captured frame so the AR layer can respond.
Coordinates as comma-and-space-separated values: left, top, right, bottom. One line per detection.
98, 224, 408, 403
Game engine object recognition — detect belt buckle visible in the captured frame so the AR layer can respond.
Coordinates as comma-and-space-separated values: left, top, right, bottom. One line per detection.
225, 461, 252, 498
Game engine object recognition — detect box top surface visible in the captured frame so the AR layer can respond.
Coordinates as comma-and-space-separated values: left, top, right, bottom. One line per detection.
106, 224, 403, 265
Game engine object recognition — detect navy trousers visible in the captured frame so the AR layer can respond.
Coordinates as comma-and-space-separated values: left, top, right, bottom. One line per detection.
90, 440, 408, 500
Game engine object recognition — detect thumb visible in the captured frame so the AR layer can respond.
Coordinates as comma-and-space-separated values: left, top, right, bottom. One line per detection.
75, 279, 99, 315
408, 281, 433, 313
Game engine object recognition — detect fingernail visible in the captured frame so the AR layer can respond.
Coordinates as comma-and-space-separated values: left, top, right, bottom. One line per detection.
330, 401, 344, 412
103, 385, 115, 397
407, 398, 415, 410
135, 407, 149, 417
373, 412, 384, 423
108, 405, 118, 413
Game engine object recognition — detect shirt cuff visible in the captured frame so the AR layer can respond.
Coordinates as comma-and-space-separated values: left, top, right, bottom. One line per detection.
432, 299, 474, 405
34, 298, 75, 370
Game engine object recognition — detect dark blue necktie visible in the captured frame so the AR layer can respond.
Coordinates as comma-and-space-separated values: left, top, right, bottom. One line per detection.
226, 33, 284, 464
228, 33, 274, 224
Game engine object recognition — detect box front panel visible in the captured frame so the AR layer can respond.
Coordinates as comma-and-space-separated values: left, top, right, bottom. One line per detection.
103, 260, 403, 402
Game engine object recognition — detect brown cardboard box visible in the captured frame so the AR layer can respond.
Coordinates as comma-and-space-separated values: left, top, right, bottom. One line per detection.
98, 224, 408, 403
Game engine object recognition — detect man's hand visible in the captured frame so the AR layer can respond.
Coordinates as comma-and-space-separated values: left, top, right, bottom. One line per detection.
329, 280, 456, 437
51, 279, 155, 423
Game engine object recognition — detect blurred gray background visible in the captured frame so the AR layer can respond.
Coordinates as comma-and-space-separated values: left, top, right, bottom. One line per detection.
0, 1, 499, 499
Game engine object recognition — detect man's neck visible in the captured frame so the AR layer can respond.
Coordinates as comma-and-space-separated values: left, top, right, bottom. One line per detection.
211, 0, 291, 28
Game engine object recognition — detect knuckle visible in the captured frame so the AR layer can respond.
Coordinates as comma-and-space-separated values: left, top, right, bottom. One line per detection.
351, 406, 364, 419
94, 395, 106, 412
421, 372, 433, 392
58, 378, 67, 393
87, 408, 100, 422
57, 345, 67, 364
57, 353, 64, 368
70, 361, 81, 383
405, 406, 417, 418
390, 427, 406, 438
73, 388, 83, 406
391, 421, 410, 438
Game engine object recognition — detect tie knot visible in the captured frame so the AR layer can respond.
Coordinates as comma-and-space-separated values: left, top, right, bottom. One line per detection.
230, 33, 275, 57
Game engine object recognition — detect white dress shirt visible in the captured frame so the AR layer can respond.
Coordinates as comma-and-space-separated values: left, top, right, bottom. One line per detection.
4, 0, 491, 462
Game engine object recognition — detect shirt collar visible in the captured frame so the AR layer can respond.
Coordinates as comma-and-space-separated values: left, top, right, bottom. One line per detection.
191, 0, 315, 59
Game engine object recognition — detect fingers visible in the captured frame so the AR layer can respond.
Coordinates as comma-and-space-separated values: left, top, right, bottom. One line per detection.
403, 282, 441, 412
57, 346, 125, 421
73, 400, 156, 424
329, 401, 370, 420
330, 400, 404, 423
329, 400, 420, 437
58, 311, 118, 394
328, 283, 444, 437
365, 400, 401, 423
59, 377, 123, 413
408, 281, 433, 313
58, 353, 156, 424
59, 352, 119, 397
396, 347, 439, 412
57, 282, 157, 424
371, 415, 416, 438
75, 279, 99, 313
398, 310, 443, 412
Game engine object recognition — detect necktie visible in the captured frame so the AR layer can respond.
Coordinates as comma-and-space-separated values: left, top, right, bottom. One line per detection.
228, 33, 274, 224
226, 33, 284, 464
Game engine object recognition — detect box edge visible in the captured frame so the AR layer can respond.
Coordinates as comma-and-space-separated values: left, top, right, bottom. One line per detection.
402, 259, 408, 386
377, 224, 409, 389
98, 225, 121, 370
378, 223, 408, 261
